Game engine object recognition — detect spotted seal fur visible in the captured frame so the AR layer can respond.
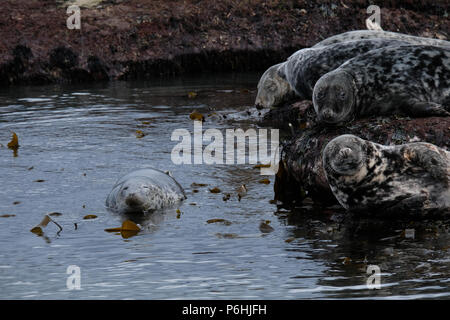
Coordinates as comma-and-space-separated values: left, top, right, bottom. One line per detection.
313, 30, 450, 48
313, 45, 450, 124
256, 31, 449, 109
280, 38, 411, 100
323, 134, 450, 215
106, 168, 186, 214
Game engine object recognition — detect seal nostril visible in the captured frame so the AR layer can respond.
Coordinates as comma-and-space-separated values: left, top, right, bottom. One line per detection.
125, 194, 141, 207
322, 109, 334, 119
339, 147, 352, 158
106, 168, 186, 215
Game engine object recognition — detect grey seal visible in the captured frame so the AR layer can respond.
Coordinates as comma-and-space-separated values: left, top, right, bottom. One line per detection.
313, 45, 450, 124
256, 31, 449, 109
323, 134, 450, 215
106, 168, 186, 214
255, 62, 296, 109
313, 30, 450, 48
280, 38, 411, 100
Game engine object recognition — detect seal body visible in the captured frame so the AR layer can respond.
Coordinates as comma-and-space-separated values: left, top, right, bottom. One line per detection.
106, 168, 186, 214
313, 30, 450, 48
255, 63, 296, 109
280, 38, 411, 100
323, 135, 450, 216
313, 45, 450, 124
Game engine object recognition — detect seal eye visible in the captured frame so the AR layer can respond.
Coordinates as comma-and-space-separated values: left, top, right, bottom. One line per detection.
316, 89, 325, 100
266, 80, 276, 92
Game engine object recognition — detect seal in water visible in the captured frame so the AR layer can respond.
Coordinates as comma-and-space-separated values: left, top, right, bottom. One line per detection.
322, 134, 450, 215
313, 30, 450, 48
106, 168, 186, 214
280, 38, 411, 100
254, 63, 296, 109
313, 45, 450, 124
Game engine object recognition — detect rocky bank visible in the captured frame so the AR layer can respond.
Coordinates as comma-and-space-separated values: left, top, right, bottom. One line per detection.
0, 0, 448, 85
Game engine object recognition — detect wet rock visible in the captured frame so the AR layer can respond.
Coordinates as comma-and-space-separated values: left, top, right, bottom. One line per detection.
49, 46, 79, 70
12, 45, 33, 73
259, 221, 275, 233
87, 56, 109, 81
414, 262, 431, 272
0, 45, 34, 85
259, 100, 315, 131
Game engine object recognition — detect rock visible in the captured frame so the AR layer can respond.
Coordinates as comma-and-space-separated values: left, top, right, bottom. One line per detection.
0, 1, 448, 85
49, 46, 79, 70
0, 45, 33, 85
87, 56, 109, 81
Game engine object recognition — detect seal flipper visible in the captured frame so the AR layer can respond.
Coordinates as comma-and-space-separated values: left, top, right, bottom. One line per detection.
407, 100, 450, 117
384, 194, 430, 216
402, 143, 449, 184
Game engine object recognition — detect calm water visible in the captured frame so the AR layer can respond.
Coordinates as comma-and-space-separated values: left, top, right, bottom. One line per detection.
0, 74, 449, 299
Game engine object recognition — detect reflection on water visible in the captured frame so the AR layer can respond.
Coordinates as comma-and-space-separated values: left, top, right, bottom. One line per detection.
0, 74, 449, 299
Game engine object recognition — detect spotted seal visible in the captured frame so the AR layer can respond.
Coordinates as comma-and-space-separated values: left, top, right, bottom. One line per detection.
313, 30, 450, 48
323, 134, 450, 215
254, 63, 296, 109
313, 45, 450, 124
106, 168, 186, 214
280, 38, 411, 100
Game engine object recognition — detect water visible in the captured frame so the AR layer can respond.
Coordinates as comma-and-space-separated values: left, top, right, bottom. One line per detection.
0, 74, 449, 300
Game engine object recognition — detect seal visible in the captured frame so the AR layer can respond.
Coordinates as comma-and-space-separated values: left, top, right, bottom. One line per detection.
312, 45, 450, 124
106, 168, 186, 214
313, 30, 450, 48
323, 134, 450, 215
254, 62, 296, 109
280, 38, 411, 100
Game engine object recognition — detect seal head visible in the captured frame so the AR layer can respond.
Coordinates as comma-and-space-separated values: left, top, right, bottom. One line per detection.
323, 134, 450, 215
114, 177, 164, 214
323, 134, 366, 177
255, 63, 295, 109
313, 71, 356, 124
106, 168, 186, 215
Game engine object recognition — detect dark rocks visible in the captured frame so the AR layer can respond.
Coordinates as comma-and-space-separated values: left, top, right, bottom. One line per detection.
49, 46, 79, 70
119, 48, 293, 79
87, 56, 109, 81
259, 100, 315, 131
13, 45, 33, 70
0, 0, 448, 86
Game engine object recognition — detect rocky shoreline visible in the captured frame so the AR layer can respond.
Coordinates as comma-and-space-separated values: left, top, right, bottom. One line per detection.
1, 0, 448, 86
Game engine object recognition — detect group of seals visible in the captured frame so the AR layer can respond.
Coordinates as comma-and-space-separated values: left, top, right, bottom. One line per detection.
255, 30, 450, 110
323, 135, 450, 216
259, 29, 450, 215
280, 38, 411, 100
105, 31, 450, 218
